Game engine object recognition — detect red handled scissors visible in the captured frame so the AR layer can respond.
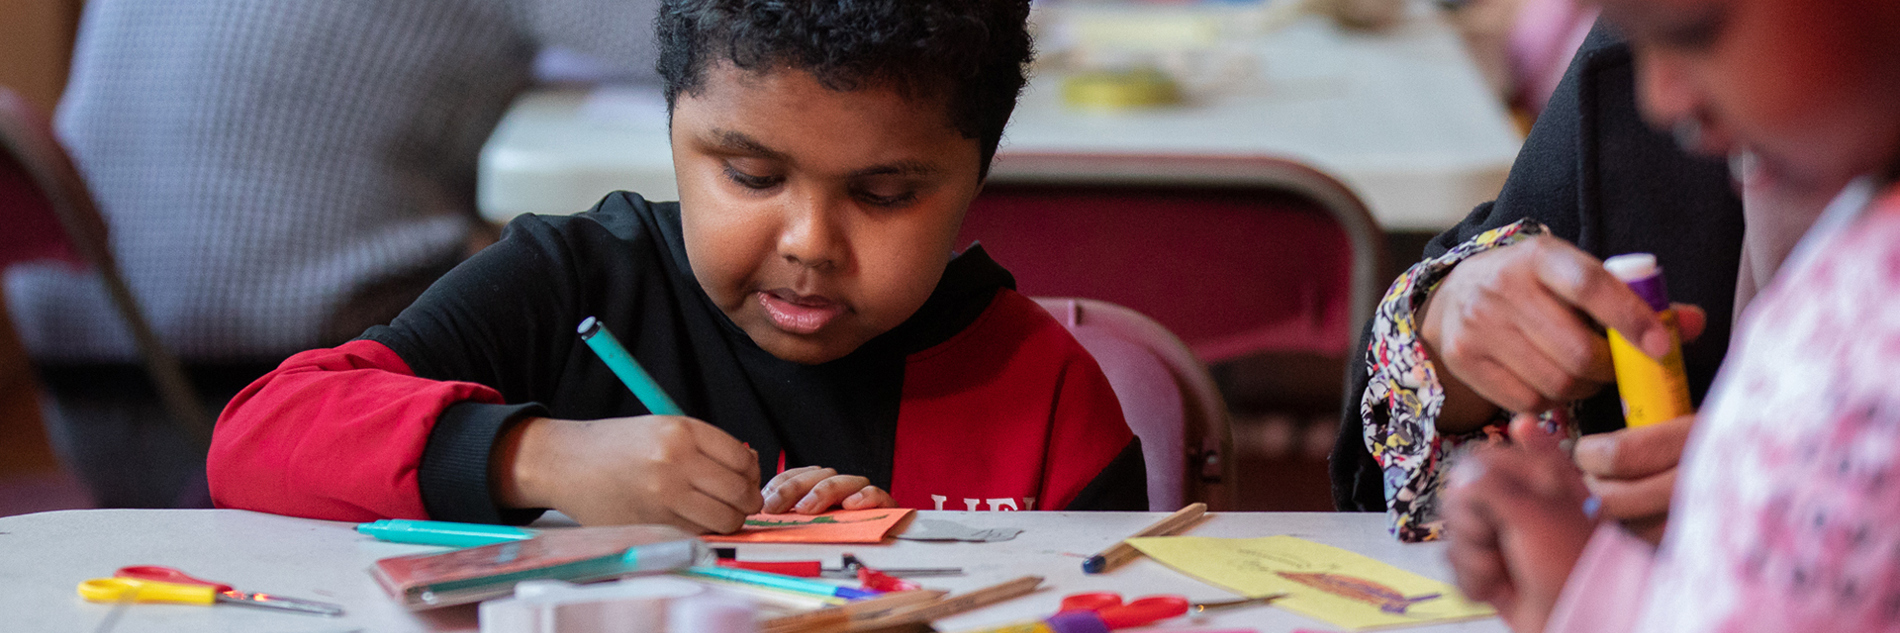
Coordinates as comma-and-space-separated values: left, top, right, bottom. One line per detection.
92, 566, 344, 616
1058, 592, 1191, 629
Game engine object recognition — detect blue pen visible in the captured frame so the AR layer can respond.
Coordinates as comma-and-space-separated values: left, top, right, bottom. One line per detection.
680, 565, 881, 601
356, 519, 537, 547
578, 316, 684, 416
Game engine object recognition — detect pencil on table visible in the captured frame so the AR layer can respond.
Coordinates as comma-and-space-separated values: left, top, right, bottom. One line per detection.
1082, 502, 1207, 574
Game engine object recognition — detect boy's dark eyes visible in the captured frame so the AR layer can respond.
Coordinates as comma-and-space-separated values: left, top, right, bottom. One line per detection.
853, 187, 919, 208
722, 164, 783, 190
720, 161, 922, 208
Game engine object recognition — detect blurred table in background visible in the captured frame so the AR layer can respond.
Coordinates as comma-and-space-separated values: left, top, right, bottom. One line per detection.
477, 0, 1522, 232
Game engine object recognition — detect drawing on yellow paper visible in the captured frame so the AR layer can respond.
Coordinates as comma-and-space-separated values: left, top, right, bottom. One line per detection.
1125, 535, 1495, 630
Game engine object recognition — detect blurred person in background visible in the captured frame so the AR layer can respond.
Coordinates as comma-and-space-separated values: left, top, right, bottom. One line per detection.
1443, 0, 1900, 628
3, 0, 660, 508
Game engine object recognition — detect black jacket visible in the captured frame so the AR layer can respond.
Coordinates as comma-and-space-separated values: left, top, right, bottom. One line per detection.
1330, 24, 1746, 512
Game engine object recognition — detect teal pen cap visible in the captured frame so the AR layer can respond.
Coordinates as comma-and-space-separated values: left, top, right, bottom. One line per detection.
356, 519, 536, 547
578, 316, 685, 416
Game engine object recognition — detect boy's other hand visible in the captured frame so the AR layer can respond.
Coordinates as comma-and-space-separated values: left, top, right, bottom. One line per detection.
494, 416, 764, 533
1444, 414, 1597, 633
1573, 413, 1694, 544
761, 466, 895, 514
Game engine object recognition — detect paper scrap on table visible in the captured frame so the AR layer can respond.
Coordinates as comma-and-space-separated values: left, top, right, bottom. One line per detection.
702, 508, 913, 543
894, 518, 1023, 542
1126, 535, 1495, 630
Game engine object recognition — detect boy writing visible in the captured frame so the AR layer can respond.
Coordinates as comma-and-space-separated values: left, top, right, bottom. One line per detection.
207, 0, 1147, 532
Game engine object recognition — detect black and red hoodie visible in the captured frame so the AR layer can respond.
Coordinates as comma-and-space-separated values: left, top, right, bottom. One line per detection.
207, 192, 1146, 524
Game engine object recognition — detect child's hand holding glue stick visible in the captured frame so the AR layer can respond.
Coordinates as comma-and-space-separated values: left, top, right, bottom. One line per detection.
1584, 253, 1705, 543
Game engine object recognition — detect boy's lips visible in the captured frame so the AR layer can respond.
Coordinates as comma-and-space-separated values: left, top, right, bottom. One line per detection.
757, 290, 846, 335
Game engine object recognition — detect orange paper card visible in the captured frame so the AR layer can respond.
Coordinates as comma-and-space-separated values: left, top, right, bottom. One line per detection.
702, 508, 914, 544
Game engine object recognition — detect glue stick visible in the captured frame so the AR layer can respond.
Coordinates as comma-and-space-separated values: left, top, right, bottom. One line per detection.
1602, 253, 1694, 428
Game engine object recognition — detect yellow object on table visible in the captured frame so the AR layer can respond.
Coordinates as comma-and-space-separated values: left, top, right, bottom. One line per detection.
78, 578, 217, 605
1061, 68, 1183, 110
1126, 535, 1495, 630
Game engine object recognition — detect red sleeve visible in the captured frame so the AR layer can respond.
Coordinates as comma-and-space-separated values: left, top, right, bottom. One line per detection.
206, 339, 506, 521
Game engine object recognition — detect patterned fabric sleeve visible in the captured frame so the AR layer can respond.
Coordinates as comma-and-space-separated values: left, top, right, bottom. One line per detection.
1360, 218, 1569, 542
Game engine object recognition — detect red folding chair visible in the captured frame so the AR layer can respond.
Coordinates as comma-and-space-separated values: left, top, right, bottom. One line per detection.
1035, 297, 1231, 511
966, 154, 1387, 508
0, 87, 211, 444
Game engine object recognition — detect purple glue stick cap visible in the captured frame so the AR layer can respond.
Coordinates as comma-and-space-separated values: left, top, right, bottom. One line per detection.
1603, 253, 1671, 312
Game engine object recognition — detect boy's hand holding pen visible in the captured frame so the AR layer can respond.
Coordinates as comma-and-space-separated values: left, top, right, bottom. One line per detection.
492, 317, 892, 533
487, 316, 766, 534
493, 413, 764, 534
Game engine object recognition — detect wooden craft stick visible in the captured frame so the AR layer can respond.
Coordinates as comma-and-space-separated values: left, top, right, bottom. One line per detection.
1082, 502, 1208, 574
849, 575, 1043, 629
760, 590, 947, 633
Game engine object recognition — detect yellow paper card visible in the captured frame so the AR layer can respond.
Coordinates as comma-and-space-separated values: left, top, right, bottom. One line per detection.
1126, 535, 1495, 630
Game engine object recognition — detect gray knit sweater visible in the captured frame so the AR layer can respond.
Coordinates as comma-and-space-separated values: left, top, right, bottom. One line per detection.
5, 0, 658, 362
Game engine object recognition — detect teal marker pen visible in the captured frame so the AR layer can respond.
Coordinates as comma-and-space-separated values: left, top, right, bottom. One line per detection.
356, 519, 536, 547
578, 316, 684, 416
680, 565, 881, 601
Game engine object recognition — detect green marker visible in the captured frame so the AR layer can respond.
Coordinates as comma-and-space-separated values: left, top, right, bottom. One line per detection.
578, 316, 684, 416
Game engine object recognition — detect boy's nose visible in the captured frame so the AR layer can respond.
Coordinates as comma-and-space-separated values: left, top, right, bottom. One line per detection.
777, 192, 847, 271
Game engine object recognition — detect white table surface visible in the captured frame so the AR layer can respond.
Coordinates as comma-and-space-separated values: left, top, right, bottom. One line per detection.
0, 509, 1504, 632
476, 3, 1520, 232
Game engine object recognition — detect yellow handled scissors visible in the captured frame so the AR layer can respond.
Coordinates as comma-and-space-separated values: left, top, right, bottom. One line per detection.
77, 577, 344, 616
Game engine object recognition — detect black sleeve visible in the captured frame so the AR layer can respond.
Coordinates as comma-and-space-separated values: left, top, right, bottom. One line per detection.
419, 402, 550, 524
1328, 23, 1626, 512
1064, 438, 1150, 511
360, 194, 657, 522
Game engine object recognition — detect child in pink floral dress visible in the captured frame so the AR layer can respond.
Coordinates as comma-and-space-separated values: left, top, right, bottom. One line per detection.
1440, 0, 1900, 631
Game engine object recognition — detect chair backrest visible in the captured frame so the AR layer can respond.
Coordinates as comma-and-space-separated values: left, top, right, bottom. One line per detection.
1035, 297, 1233, 511
0, 86, 212, 444
0, 89, 101, 270
968, 154, 1386, 365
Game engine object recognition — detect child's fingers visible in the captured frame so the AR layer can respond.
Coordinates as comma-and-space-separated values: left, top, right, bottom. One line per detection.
841, 486, 895, 510
1506, 413, 1563, 454
688, 419, 764, 484
762, 467, 837, 513
793, 475, 874, 514
1445, 446, 1592, 630
763, 466, 825, 499
1583, 468, 1677, 521
684, 455, 766, 516
1573, 414, 1693, 480
670, 488, 753, 534
1672, 303, 1707, 343
1443, 465, 1512, 602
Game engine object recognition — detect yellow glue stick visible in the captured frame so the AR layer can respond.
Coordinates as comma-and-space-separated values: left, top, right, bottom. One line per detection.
1603, 253, 1694, 427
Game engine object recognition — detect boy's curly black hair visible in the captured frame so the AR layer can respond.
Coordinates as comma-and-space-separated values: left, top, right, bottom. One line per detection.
656, 0, 1034, 179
